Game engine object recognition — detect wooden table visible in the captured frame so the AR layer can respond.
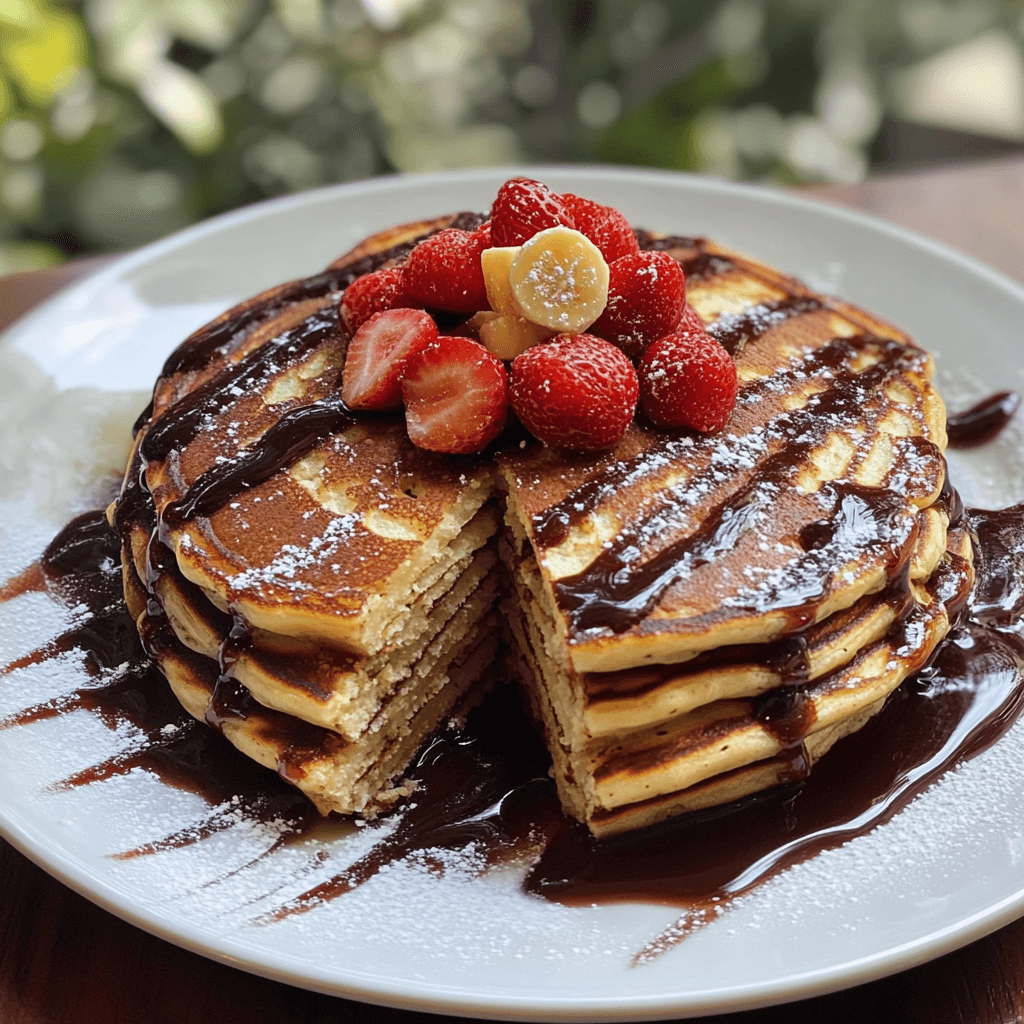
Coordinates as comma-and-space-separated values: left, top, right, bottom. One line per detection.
2, 157, 1023, 1024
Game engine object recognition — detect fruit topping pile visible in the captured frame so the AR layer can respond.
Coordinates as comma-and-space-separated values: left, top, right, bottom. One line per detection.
338, 178, 738, 454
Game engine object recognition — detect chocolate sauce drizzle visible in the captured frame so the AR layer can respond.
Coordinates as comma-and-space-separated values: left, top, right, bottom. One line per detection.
554, 335, 928, 635
947, 391, 1020, 448
140, 309, 340, 465
2, 492, 1023, 955
0, 508, 315, 841
707, 296, 825, 357
532, 332, 922, 554
163, 391, 355, 526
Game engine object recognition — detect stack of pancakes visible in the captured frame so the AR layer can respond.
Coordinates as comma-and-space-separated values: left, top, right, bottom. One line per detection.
498, 237, 966, 836
115, 215, 503, 816
115, 216, 966, 834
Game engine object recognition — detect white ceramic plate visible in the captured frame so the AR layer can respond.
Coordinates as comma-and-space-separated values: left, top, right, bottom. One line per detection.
2, 168, 1024, 1022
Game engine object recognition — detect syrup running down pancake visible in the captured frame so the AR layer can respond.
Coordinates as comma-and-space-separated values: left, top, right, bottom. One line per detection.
115, 210, 952, 833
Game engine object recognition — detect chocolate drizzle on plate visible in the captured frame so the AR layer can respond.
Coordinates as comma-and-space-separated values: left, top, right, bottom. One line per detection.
0, 506, 316, 843
3, 493, 1024, 957
946, 391, 1020, 448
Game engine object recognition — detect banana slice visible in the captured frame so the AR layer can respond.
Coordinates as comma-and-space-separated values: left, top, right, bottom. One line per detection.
509, 226, 609, 333
465, 310, 501, 332
479, 314, 553, 361
481, 246, 520, 315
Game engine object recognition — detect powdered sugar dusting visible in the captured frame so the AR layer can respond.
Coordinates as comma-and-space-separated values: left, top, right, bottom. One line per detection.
227, 511, 361, 594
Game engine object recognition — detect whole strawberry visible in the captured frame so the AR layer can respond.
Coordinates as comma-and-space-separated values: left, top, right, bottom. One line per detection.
491, 178, 575, 247
404, 228, 489, 312
638, 329, 737, 434
509, 333, 638, 450
560, 194, 639, 264
678, 302, 706, 334
592, 251, 686, 359
339, 266, 408, 332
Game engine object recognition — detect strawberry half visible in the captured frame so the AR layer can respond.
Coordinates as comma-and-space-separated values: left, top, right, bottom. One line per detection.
339, 266, 409, 332
403, 228, 490, 313
509, 333, 638, 450
638, 328, 737, 433
402, 335, 509, 453
341, 308, 438, 410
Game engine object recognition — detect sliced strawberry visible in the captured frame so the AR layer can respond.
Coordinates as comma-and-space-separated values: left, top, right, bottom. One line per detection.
509, 333, 638, 450
403, 229, 489, 313
341, 308, 438, 410
560, 194, 639, 264
638, 328, 737, 433
592, 251, 686, 359
339, 266, 408, 332
490, 178, 575, 247
402, 335, 509, 453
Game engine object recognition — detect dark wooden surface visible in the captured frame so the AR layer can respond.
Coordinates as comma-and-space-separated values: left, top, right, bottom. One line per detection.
2, 157, 1023, 1024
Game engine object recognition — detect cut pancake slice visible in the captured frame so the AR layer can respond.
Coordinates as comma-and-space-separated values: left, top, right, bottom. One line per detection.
136, 213, 496, 658
123, 494, 501, 737
115, 211, 506, 817
497, 231, 952, 835
498, 237, 948, 674
508, 524, 972, 837
122, 557, 499, 816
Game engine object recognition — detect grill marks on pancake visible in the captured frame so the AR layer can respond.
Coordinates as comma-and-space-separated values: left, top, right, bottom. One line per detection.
533, 334, 924, 551
552, 336, 932, 634
141, 308, 340, 464
163, 391, 356, 525
707, 296, 826, 357
527, 300, 866, 549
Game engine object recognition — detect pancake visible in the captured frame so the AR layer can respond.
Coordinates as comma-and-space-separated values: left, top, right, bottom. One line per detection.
497, 236, 948, 673
115, 211, 507, 815
496, 232, 952, 834
115, 209, 953, 833
120, 558, 495, 816
505, 521, 969, 836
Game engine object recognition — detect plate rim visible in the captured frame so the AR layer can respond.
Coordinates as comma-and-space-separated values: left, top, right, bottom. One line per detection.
2, 164, 1024, 1022
6, 164, 1024, 345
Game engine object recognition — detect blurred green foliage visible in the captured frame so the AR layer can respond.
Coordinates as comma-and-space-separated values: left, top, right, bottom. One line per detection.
1, 0, 1022, 272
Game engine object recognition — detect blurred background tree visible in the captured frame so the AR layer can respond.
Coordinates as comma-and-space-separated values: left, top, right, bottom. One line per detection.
1, 0, 1022, 273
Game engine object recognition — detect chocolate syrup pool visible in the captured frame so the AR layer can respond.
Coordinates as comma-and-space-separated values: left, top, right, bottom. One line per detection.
3, 492, 1024, 958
